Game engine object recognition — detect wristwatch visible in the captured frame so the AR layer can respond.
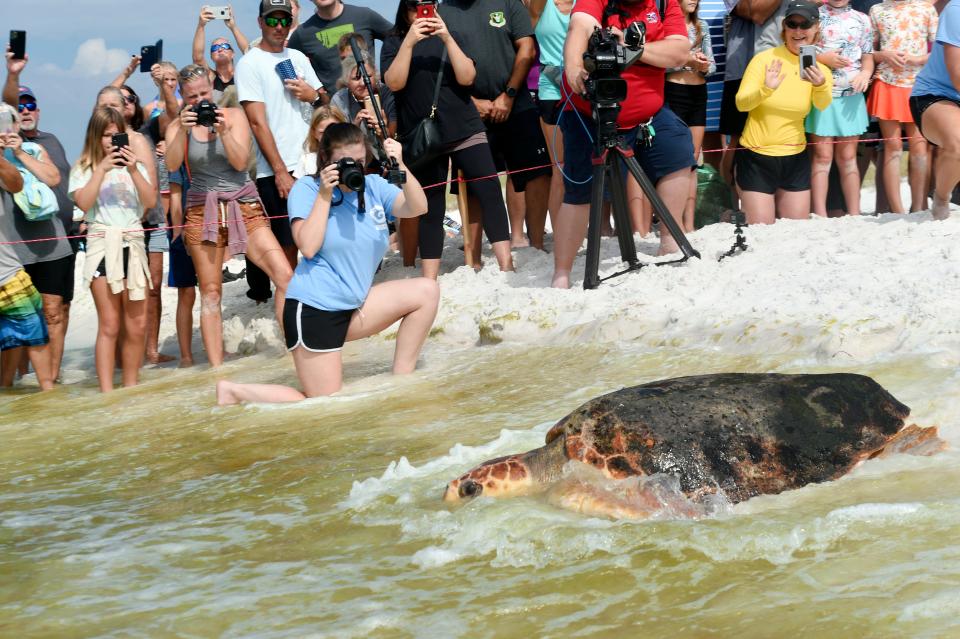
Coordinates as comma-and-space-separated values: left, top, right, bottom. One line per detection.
505, 86, 518, 98
311, 87, 326, 108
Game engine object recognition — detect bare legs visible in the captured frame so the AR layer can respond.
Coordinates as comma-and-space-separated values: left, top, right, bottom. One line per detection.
918, 101, 960, 220
175, 286, 196, 366
1, 344, 54, 390
905, 122, 929, 212
505, 175, 550, 250
144, 252, 173, 364
811, 135, 861, 217
685, 125, 706, 232
90, 278, 146, 392
216, 277, 440, 405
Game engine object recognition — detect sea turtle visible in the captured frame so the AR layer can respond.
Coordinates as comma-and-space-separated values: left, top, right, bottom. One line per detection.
443, 373, 946, 518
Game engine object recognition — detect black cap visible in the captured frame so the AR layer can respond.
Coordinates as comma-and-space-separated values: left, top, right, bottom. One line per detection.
259, 0, 294, 17
785, 0, 820, 23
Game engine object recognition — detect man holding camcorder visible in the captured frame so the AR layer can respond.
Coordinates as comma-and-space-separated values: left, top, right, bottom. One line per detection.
551, 0, 696, 289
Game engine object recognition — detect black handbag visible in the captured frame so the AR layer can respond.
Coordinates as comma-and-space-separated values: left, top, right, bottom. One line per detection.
400, 49, 447, 171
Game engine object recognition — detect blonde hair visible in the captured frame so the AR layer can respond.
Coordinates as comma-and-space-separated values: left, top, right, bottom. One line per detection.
305, 106, 348, 153
0, 102, 21, 129
78, 107, 128, 172
178, 63, 209, 89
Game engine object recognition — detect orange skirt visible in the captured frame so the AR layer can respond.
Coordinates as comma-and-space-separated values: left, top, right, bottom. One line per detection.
867, 80, 914, 123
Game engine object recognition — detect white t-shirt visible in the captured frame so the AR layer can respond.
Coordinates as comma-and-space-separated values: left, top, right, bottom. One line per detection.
67, 163, 151, 229
235, 46, 323, 179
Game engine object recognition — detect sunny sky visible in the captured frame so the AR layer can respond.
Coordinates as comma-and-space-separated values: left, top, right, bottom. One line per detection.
0, 0, 396, 160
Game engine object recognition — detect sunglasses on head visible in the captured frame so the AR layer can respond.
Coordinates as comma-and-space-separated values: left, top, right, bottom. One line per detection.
784, 18, 814, 29
264, 15, 293, 28
210, 42, 233, 53
18, 102, 37, 112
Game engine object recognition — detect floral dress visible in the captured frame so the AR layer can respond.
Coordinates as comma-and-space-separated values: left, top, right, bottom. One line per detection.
869, 0, 938, 88
818, 4, 873, 97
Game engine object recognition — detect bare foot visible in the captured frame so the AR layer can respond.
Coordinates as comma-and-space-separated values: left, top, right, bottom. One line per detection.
216, 379, 239, 405
657, 238, 680, 257
551, 270, 571, 289
511, 236, 530, 249
146, 352, 176, 365
932, 196, 951, 221
179, 357, 194, 368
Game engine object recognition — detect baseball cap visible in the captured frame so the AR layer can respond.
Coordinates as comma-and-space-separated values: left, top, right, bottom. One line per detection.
259, 0, 294, 16
18, 86, 36, 100
784, 0, 820, 23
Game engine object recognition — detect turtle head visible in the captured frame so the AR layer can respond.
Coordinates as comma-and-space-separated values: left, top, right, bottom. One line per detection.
442, 454, 536, 503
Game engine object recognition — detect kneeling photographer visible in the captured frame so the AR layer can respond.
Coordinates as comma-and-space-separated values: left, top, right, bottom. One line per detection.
216, 123, 438, 405
552, 0, 696, 289
164, 64, 293, 368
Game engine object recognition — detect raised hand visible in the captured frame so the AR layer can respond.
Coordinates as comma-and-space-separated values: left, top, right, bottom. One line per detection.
5, 47, 27, 76
764, 59, 785, 90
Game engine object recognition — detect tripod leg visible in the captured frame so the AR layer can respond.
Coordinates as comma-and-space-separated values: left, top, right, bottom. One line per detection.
608, 158, 640, 267
583, 157, 609, 290
621, 155, 701, 260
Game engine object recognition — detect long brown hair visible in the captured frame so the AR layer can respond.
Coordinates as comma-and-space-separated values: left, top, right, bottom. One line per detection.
78, 107, 128, 172
305, 106, 348, 153
684, 1, 703, 49
314, 122, 369, 178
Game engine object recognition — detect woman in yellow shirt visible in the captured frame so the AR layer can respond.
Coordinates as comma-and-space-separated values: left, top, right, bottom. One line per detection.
735, 0, 833, 224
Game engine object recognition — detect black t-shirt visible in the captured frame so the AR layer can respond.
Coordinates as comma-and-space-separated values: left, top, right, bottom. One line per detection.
288, 5, 394, 93
439, 0, 535, 106
380, 34, 485, 145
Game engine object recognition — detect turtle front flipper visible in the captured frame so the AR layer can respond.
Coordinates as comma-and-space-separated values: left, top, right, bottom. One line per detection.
443, 435, 568, 503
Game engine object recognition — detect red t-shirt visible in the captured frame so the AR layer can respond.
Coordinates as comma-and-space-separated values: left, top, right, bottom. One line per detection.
565, 0, 686, 128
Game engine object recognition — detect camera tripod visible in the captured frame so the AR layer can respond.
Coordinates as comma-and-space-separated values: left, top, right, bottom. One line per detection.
582, 104, 701, 289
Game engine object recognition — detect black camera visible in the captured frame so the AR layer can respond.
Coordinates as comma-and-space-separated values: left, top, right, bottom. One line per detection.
336, 158, 365, 192
582, 23, 646, 106
193, 100, 218, 127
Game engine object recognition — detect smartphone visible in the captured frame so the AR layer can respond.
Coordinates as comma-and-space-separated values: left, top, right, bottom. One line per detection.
207, 5, 231, 19
799, 45, 816, 80
416, 1, 437, 19
275, 58, 298, 82
363, 94, 382, 115
0, 111, 14, 135
139, 39, 163, 73
111, 132, 129, 150
9, 30, 26, 60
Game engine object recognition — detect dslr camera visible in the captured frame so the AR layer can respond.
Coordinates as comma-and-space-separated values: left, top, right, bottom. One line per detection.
192, 100, 218, 127
582, 22, 646, 106
336, 158, 365, 192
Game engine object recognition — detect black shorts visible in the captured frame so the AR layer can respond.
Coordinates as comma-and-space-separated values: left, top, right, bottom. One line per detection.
910, 94, 960, 142
735, 148, 811, 194
719, 79, 749, 136
474, 96, 552, 191
92, 247, 131, 282
23, 254, 75, 303
538, 98, 563, 126
255, 174, 294, 247
282, 298, 355, 352
664, 82, 708, 127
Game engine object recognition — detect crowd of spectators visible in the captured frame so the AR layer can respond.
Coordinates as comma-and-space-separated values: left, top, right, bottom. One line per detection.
1, 0, 959, 398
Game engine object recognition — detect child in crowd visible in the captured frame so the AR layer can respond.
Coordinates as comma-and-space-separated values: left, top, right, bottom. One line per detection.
665, 0, 716, 231
69, 107, 156, 392
807, 0, 874, 217
866, 0, 938, 213
293, 106, 347, 179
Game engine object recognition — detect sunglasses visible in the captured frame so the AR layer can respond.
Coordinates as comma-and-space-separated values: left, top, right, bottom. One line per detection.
784, 18, 815, 29
263, 16, 293, 28
210, 43, 233, 53
122, 94, 138, 105
18, 102, 37, 112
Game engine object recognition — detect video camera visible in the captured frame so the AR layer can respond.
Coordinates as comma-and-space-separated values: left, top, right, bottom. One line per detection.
582, 22, 646, 107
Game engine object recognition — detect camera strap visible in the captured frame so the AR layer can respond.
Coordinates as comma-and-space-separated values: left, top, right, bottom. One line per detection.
636, 116, 656, 147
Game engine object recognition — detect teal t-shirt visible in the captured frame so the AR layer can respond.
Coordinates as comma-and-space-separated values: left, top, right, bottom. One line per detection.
536, 0, 574, 101
286, 174, 399, 311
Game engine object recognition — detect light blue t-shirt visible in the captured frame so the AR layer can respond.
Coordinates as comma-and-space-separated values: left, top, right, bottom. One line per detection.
912, 1, 960, 102
285, 174, 399, 311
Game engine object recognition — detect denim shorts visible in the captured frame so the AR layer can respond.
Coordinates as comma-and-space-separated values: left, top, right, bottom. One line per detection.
557, 106, 696, 205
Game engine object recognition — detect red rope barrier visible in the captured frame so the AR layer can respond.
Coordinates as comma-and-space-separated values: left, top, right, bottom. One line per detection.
0, 134, 918, 247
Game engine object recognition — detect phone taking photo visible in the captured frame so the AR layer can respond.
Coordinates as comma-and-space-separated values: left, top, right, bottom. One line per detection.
799, 45, 817, 80
111, 132, 130, 166
0, 110, 14, 135
416, 1, 437, 19
9, 30, 26, 61
139, 39, 163, 73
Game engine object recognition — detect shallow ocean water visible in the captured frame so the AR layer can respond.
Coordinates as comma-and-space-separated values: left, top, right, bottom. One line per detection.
2, 332, 958, 637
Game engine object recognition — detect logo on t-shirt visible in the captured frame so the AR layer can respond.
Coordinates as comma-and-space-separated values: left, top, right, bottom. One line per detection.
370, 205, 388, 230
317, 23, 356, 48
645, 11, 660, 23
489, 11, 506, 28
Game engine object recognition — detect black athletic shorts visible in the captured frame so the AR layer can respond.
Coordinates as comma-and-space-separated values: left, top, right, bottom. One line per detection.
255, 174, 294, 247
282, 298, 355, 352
538, 98, 563, 126
664, 82, 708, 128
92, 247, 131, 282
910, 94, 960, 141
719, 79, 749, 136
23, 254, 75, 303
735, 148, 811, 194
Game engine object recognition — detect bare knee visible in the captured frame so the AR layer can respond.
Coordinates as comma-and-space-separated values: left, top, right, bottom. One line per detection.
200, 287, 222, 315
416, 277, 440, 309
99, 317, 121, 340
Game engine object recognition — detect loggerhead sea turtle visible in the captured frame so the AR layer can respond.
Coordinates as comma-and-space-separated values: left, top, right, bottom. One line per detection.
443, 373, 946, 518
